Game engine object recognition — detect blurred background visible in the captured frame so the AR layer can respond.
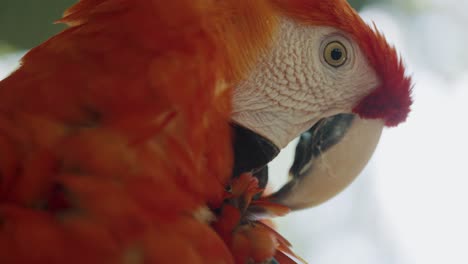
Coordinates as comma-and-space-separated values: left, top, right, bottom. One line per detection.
1, 0, 467, 263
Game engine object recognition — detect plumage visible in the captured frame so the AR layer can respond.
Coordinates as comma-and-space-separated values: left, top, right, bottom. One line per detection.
1, 0, 235, 262
0, 0, 412, 263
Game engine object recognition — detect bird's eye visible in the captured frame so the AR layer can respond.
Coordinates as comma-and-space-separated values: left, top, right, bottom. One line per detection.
323, 41, 347, 67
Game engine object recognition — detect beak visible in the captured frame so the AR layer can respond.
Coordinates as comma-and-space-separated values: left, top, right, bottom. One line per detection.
230, 123, 280, 189
268, 114, 384, 210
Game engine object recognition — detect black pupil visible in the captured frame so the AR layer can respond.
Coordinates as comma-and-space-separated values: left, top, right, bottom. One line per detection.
331, 48, 343, 61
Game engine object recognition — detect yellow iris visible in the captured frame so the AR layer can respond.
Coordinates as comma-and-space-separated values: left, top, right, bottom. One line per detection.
324, 41, 347, 67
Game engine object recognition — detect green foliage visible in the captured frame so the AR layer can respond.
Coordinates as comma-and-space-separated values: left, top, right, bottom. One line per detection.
0, 42, 16, 55
0, 0, 76, 50
0, 0, 382, 50
349, 0, 384, 10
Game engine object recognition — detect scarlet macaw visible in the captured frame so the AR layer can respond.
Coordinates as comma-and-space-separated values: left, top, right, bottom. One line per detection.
0, 0, 412, 263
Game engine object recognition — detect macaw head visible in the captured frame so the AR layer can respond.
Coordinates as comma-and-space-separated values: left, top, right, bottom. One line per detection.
229, 0, 413, 210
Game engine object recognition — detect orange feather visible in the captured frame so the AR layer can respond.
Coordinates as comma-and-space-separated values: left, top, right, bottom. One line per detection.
0, 0, 411, 263
0, 0, 235, 262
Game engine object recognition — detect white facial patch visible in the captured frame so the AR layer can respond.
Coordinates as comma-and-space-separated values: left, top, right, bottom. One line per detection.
232, 18, 380, 148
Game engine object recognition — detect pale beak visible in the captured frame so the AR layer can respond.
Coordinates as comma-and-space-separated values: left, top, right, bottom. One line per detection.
269, 114, 384, 210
